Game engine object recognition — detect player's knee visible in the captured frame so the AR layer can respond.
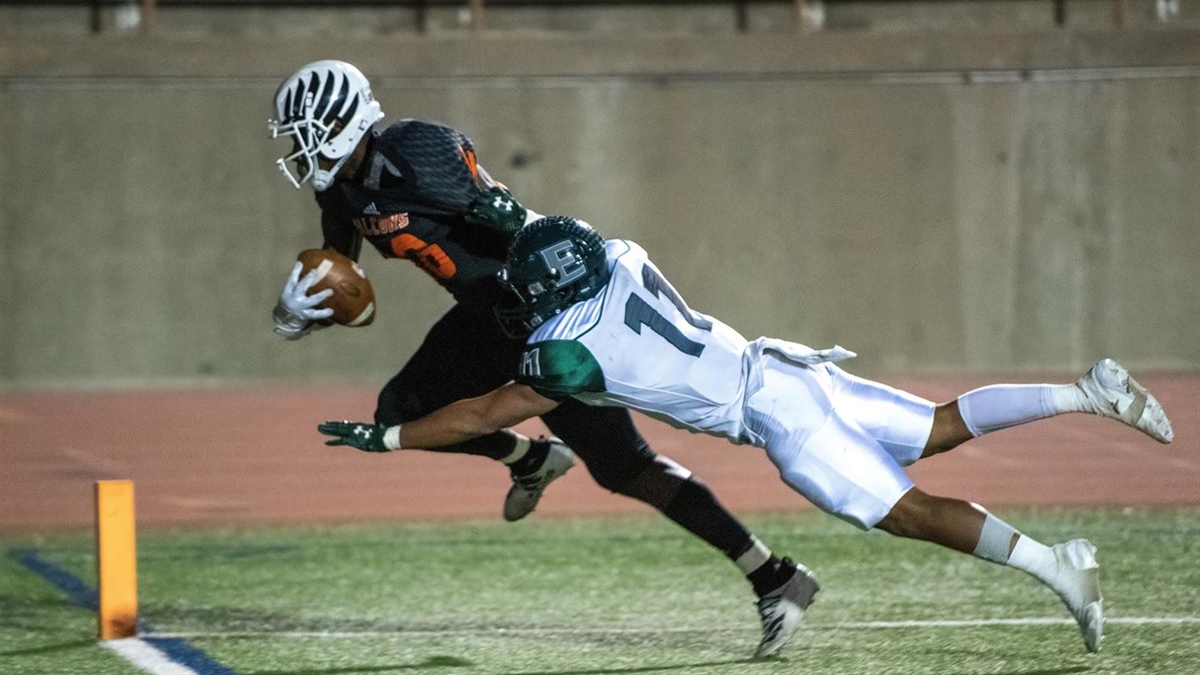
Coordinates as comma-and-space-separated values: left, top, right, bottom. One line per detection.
588, 456, 649, 494
921, 402, 972, 458
815, 500, 879, 532
590, 468, 627, 495
577, 437, 659, 494
611, 456, 695, 510
876, 488, 936, 539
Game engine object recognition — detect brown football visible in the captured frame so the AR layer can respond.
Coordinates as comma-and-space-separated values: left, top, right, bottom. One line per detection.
296, 248, 376, 327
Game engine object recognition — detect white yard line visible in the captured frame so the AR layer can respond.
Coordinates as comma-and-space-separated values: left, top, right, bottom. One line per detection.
101, 639, 201, 675
843, 617, 1200, 628
145, 616, 1200, 640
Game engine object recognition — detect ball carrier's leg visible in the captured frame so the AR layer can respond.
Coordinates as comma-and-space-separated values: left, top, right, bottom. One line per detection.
542, 403, 819, 658
374, 306, 569, 517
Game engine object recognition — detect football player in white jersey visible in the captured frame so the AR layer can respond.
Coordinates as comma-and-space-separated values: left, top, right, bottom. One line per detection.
321, 216, 1174, 656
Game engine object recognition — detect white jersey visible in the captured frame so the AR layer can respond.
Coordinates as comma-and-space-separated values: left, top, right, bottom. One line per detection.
514, 240, 852, 444
512, 238, 938, 530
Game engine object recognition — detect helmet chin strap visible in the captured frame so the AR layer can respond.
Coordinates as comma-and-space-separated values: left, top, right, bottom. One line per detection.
311, 151, 353, 192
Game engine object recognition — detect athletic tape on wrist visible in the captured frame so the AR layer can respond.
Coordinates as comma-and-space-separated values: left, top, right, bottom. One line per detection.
384, 425, 402, 451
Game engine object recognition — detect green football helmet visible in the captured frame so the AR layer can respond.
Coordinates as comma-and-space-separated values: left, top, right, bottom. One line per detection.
495, 216, 610, 337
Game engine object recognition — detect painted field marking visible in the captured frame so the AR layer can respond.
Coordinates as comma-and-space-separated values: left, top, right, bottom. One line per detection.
9, 547, 238, 675
842, 617, 1200, 628
102, 639, 201, 675
146, 616, 1200, 640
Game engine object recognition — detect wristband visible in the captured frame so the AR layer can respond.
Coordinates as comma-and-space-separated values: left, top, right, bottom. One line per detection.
384, 425, 402, 451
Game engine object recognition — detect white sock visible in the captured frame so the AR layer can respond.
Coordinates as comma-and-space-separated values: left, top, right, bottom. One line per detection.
499, 431, 532, 465
972, 509, 1018, 565
734, 536, 772, 576
1007, 534, 1059, 585
957, 383, 1084, 437
970, 508, 1061, 591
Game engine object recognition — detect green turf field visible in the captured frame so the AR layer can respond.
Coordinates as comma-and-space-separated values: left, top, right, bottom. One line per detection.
2, 508, 1198, 675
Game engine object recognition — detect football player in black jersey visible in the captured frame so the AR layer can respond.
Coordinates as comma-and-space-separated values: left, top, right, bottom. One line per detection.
268, 60, 813, 657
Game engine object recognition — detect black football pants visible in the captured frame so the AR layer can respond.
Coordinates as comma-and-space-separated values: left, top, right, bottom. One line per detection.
373, 303, 657, 490
374, 304, 756, 562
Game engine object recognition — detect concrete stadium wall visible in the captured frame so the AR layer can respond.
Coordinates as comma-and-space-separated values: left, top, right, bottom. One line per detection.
3, 1, 1198, 39
0, 31, 1197, 385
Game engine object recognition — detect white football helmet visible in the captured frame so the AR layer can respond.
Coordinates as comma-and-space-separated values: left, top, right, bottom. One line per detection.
269, 60, 384, 191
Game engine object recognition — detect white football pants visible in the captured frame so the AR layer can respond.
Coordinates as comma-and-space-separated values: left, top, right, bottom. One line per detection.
743, 346, 934, 529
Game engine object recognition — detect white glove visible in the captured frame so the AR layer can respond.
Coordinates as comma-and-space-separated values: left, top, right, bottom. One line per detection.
273, 261, 334, 340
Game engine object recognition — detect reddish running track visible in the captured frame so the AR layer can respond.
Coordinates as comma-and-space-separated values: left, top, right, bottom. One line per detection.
0, 373, 1196, 532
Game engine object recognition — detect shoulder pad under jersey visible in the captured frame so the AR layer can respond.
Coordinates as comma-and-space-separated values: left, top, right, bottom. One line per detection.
362, 120, 485, 214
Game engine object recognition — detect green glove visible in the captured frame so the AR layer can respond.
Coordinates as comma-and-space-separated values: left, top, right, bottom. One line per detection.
318, 420, 393, 453
465, 186, 527, 233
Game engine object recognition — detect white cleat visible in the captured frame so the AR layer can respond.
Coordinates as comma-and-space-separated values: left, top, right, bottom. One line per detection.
1076, 358, 1174, 444
503, 439, 575, 522
753, 559, 820, 659
1049, 539, 1104, 653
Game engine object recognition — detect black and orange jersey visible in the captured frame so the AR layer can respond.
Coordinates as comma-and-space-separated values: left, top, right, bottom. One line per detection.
314, 119, 511, 312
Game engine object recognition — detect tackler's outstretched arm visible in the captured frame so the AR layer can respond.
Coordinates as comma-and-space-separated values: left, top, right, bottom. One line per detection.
319, 383, 560, 452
